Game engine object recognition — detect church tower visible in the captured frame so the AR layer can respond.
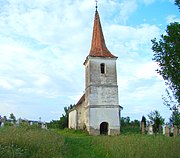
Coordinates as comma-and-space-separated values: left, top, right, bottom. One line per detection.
83, 8, 122, 135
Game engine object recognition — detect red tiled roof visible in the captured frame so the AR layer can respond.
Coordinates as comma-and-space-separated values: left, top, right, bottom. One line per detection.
89, 10, 116, 58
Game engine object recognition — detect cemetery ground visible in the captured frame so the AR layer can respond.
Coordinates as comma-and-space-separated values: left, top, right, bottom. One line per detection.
0, 126, 179, 158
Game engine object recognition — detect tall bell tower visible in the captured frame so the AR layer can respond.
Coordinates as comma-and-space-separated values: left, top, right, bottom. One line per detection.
83, 7, 122, 135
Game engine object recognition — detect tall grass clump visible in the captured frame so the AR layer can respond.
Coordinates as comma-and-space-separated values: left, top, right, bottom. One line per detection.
1, 127, 179, 158
0, 126, 64, 158
57, 129, 180, 158
92, 134, 180, 158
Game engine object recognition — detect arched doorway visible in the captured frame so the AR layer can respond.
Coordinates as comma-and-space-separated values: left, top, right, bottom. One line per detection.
100, 122, 108, 135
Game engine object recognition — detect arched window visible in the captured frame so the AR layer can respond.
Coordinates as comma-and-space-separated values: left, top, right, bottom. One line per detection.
100, 63, 105, 74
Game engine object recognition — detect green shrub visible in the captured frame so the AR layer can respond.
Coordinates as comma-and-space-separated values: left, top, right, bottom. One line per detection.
4, 122, 13, 127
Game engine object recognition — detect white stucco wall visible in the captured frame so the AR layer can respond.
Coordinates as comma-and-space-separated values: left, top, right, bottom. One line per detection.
68, 110, 77, 129
84, 56, 121, 135
85, 58, 117, 85
89, 107, 120, 129
88, 86, 119, 105
85, 57, 119, 106
76, 102, 86, 129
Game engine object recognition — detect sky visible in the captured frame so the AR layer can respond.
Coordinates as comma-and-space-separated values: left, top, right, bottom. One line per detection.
0, 0, 179, 123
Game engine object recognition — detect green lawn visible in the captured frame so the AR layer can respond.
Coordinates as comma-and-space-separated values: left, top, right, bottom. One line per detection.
0, 127, 179, 158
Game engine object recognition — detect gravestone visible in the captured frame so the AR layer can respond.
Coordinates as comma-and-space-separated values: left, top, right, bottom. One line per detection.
1, 122, 4, 127
159, 125, 163, 134
148, 122, 153, 135
170, 125, 174, 137
0, 115, 1, 127
165, 124, 169, 137
141, 116, 146, 134
141, 121, 145, 134
173, 125, 178, 137
162, 125, 166, 135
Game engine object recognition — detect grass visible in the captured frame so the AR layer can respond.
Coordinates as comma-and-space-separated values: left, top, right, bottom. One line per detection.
0, 126, 64, 158
0, 127, 179, 158
55, 129, 102, 158
91, 135, 180, 158
58, 129, 180, 158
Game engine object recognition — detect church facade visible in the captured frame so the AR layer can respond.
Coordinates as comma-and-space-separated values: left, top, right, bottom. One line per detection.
68, 8, 122, 135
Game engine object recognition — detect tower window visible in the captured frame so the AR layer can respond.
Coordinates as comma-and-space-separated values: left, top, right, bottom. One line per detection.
100, 63, 105, 74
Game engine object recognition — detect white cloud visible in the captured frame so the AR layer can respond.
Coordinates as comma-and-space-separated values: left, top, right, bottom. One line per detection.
134, 62, 161, 80
112, 23, 159, 38
0, 0, 176, 121
34, 74, 51, 87
0, 0, 91, 48
119, 0, 138, 24
0, 78, 13, 90
166, 15, 180, 23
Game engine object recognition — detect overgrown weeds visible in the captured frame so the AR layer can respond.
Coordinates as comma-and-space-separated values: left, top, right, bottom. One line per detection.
0, 127, 179, 158
0, 126, 64, 158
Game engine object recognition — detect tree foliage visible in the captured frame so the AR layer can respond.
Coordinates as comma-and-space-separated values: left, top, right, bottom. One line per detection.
48, 104, 74, 129
169, 106, 180, 128
151, 22, 180, 103
162, 90, 180, 128
175, 0, 180, 10
47, 120, 61, 129
120, 117, 140, 134
9, 113, 16, 123
59, 104, 74, 129
151, 1, 180, 129
121, 116, 130, 126
148, 110, 165, 134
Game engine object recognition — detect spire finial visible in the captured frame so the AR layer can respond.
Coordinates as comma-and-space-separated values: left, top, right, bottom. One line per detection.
95, 0, 98, 10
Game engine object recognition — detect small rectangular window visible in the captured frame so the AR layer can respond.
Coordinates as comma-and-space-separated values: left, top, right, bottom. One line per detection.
100, 63, 105, 74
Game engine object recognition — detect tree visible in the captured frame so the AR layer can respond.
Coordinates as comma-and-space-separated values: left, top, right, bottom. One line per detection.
9, 113, 16, 123
59, 104, 74, 129
121, 116, 130, 126
148, 110, 165, 134
169, 106, 180, 128
163, 90, 180, 128
47, 120, 61, 129
2, 116, 7, 122
121, 117, 140, 134
175, 0, 180, 10
48, 104, 74, 129
151, 22, 180, 103
151, 1, 180, 130
131, 119, 140, 126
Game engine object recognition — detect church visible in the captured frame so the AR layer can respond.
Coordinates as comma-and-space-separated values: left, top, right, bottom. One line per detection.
68, 6, 123, 135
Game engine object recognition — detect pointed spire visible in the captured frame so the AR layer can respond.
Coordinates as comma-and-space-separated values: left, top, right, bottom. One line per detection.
89, 9, 116, 58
